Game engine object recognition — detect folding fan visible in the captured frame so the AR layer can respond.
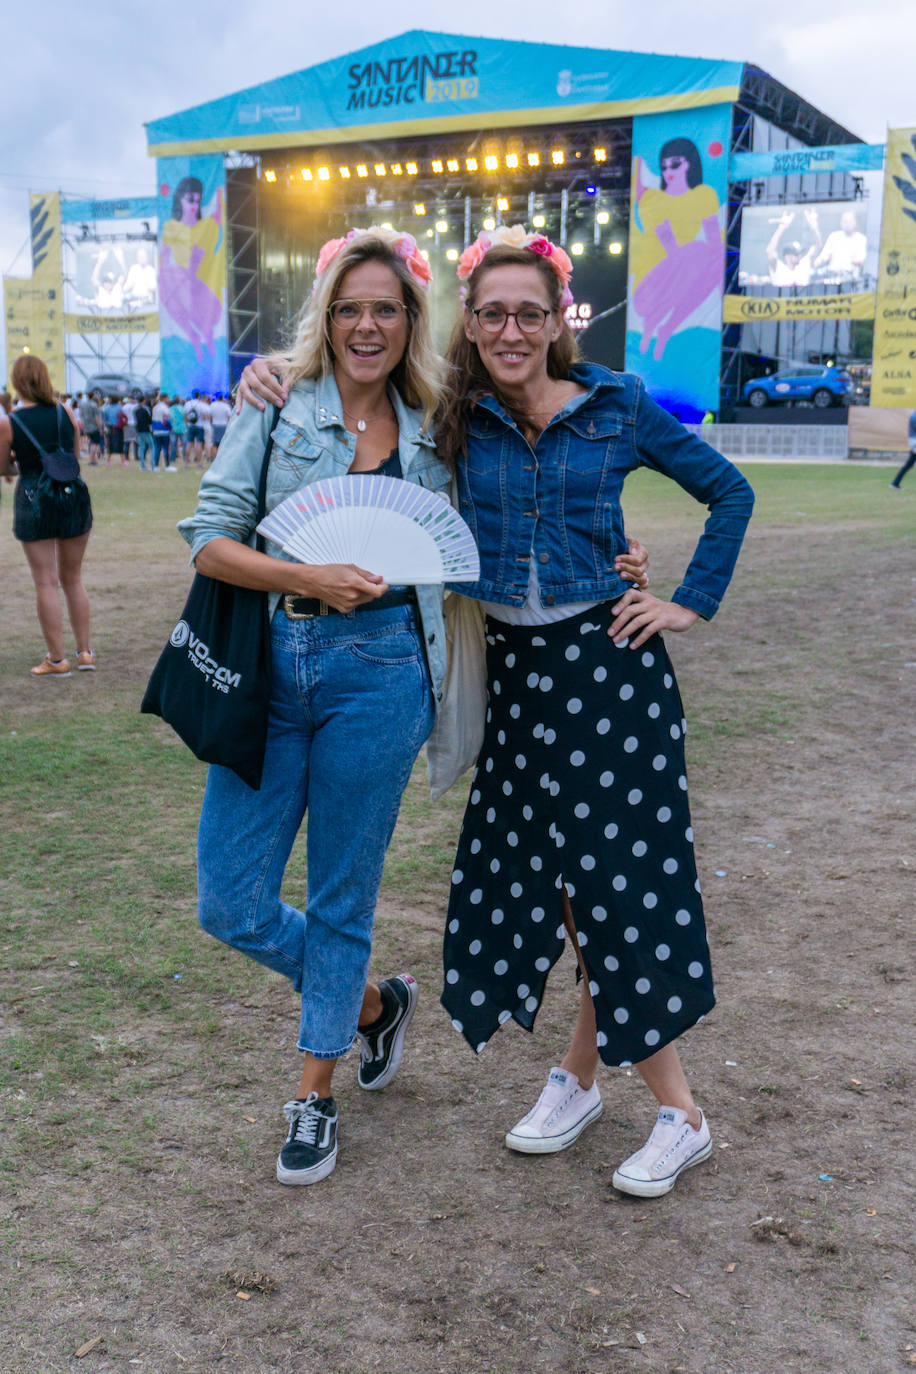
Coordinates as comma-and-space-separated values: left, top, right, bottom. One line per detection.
257, 475, 480, 584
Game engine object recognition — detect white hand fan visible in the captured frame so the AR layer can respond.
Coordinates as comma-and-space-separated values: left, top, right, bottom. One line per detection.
257, 475, 480, 584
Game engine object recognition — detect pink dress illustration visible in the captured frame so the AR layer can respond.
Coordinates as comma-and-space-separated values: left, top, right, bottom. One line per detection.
159, 177, 224, 363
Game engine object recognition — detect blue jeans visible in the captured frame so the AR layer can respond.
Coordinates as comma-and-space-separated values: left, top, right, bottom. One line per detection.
196, 602, 435, 1058
136, 432, 154, 469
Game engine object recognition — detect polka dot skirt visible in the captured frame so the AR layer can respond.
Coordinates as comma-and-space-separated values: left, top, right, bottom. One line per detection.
441, 607, 714, 1067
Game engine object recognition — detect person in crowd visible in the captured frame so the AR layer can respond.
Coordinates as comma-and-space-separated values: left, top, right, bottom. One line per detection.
122, 396, 138, 463
134, 395, 154, 471
79, 391, 104, 465
890, 409, 916, 489
151, 393, 173, 471
209, 392, 232, 455
0, 355, 95, 675
102, 395, 125, 464
199, 393, 214, 460
184, 390, 206, 463
1, 390, 13, 415
168, 395, 187, 467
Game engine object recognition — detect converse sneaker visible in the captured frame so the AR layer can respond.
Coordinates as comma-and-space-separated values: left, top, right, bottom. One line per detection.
276, 1094, 338, 1186
355, 974, 417, 1091
30, 655, 71, 678
505, 1067, 603, 1154
612, 1106, 712, 1198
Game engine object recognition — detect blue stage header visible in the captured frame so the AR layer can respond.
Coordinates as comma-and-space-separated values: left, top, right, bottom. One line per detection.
729, 144, 884, 180
146, 30, 743, 156
61, 197, 160, 223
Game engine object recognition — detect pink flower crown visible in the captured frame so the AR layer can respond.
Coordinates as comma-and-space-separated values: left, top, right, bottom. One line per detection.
456, 224, 574, 307
314, 225, 432, 289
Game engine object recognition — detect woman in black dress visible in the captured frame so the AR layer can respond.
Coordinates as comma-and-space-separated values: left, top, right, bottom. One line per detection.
0, 355, 95, 676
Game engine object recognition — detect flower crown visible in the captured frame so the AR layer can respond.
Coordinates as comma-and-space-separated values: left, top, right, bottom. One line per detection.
314, 225, 432, 290
456, 224, 574, 306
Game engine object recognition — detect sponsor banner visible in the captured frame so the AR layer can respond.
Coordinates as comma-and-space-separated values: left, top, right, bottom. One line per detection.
872, 127, 916, 409
625, 104, 731, 421
27, 192, 66, 389
156, 155, 229, 396
61, 197, 160, 224
723, 292, 875, 322
730, 144, 885, 180
738, 200, 877, 289
146, 32, 742, 153
65, 312, 159, 335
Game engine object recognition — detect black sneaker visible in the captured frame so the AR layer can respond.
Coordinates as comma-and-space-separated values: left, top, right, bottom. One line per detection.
355, 974, 418, 1091
276, 1094, 338, 1186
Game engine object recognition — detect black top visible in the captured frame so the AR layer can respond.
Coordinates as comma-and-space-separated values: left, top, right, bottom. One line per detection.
10, 405, 76, 480
135, 404, 152, 432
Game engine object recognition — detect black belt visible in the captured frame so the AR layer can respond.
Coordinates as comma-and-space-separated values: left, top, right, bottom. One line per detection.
282, 587, 416, 620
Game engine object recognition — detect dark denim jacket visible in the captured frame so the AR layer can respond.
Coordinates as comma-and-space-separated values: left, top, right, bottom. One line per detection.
453, 362, 754, 620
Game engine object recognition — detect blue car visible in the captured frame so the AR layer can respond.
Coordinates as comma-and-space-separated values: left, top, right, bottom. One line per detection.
743, 364, 851, 409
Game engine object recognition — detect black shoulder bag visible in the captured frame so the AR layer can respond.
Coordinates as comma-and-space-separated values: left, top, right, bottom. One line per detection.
140, 408, 279, 790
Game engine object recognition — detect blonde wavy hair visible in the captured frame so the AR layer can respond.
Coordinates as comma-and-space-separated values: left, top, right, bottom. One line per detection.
279, 230, 446, 430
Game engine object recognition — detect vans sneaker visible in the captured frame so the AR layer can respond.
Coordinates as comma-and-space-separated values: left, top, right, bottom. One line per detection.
355, 974, 417, 1091
276, 1094, 338, 1186
505, 1067, 603, 1154
612, 1106, 712, 1198
30, 655, 71, 678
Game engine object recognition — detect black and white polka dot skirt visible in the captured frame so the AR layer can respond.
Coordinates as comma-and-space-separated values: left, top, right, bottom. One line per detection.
441, 606, 714, 1068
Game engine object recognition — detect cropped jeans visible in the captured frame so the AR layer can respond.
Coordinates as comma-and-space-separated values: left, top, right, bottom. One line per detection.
196, 601, 435, 1058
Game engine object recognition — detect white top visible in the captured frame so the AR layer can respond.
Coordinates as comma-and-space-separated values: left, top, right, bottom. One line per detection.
481, 562, 599, 626
210, 399, 232, 426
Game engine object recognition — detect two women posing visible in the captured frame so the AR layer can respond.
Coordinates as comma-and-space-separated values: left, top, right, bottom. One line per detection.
182, 223, 753, 1196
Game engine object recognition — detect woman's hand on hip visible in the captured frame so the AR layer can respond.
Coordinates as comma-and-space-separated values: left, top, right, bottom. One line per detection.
235, 358, 290, 413
608, 590, 699, 649
292, 563, 389, 613
615, 535, 650, 589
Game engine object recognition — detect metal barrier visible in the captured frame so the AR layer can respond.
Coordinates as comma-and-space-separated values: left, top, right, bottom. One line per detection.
688, 424, 849, 460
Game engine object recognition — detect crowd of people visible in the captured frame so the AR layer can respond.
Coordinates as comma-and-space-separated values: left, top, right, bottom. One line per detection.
68, 388, 233, 470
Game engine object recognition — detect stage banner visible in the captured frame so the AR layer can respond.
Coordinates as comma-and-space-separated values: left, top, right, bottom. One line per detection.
723, 292, 875, 323
625, 104, 731, 421
872, 127, 916, 409
730, 144, 885, 180
65, 312, 160, 335
61, 197, 160, 224
156, 156, 228, 396
4, 278, 46, 373
27, 192, 66, 390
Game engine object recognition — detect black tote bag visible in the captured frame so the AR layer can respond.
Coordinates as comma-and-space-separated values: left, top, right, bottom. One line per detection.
141, 409, 279, 789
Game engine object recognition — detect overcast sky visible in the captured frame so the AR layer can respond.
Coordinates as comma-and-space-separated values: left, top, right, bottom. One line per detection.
2, 0, 912, 377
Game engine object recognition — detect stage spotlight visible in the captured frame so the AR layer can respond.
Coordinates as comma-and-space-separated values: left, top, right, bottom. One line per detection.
446, 248, 459, 261
375, 163, 386, 176
570, 242, 585, 256
484, 155, 499, 171
391, 163, 403, 175
594, 148, 607, 162
466, 157, 478, 171
532, 214, 546, 228
432, 160, 444, 173
447, 159, 460, 172
317, 167, 331, 181
496, 197, 509, 211
381, 221, 393, 230
301, 168, 313, 181
414, 202, 427, 216
421, 249, 430, 260
608, 241, 623, 255
264, 169, 277, 182
596, 210, 610, 225
585, 184, 597, 196
406, 162, 418, 175
339, 167, 351, 178
426, 228, 434, 237
356, 165, 368, 177
551, 150, 565, 165
435, 219, 448, 232
505, 153, 519, 169
483, 216, 496, 230
527, 152, 540, 167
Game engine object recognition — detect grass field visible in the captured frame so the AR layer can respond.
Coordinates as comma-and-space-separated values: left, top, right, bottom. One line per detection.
1, 460, 913, 1373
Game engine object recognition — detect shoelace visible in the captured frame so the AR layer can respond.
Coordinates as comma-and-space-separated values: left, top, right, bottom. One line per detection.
284, 1097, 324, 1144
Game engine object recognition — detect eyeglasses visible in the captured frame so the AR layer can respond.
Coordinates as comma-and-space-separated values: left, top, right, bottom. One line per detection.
328, 298, 406, 327
471, 305, 553, 334
661, 157, 688, 171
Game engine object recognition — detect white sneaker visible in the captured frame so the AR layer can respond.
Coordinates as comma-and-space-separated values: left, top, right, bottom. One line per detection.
165, 465, 178, 472
613, 1106, 712, 1197
505, 1068, 603, 1154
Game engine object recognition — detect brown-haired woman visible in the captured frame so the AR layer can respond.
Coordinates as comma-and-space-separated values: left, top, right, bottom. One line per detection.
0, 355, 95, 676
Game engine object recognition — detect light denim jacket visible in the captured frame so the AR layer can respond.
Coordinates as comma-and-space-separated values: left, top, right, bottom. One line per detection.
178, 372, 452, 704
454, 362, 754, 620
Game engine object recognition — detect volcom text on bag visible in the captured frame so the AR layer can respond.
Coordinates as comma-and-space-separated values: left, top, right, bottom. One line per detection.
172, 619, 244, 690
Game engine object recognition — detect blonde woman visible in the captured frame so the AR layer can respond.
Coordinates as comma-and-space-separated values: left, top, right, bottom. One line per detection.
179, 228, 451, 1186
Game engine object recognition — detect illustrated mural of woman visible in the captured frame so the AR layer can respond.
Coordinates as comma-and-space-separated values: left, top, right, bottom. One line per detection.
159, 176, 224, 364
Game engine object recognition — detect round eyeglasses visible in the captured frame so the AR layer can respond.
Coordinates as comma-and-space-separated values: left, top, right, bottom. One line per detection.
471, 305, 553, 334
328, 298, 406, 327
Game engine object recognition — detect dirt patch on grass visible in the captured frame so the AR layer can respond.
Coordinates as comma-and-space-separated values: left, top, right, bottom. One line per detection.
1, 465, 913, 1372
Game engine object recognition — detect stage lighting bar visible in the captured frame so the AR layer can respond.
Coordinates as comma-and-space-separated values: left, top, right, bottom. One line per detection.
339, 166, 351, 178
551, 150, 565, 166
505, 153, 519, 169
594, 147, 607, 162
264, 169, 277, 182
447, 159, 460, 172
414, 202, 426, 215
496, 197, 509, 211
318, 167, 330, 181
356, 165, 368, 177
527, 152, 540, 167
300, 168, 312, 182
484, 155, 499, 171
406, 162, 418, 175
375, 163, 386, 176
432, 160, 444, 173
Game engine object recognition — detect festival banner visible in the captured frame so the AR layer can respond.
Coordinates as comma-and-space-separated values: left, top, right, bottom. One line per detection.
156, 155, 229, 396
730, 144, 885, 180
871, 127, 916, 409
27, 192, 66, 389
625, 104, 731, 420
61, 197, 160, 224
65, 312, 160, 335
723, 292, 875, 323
